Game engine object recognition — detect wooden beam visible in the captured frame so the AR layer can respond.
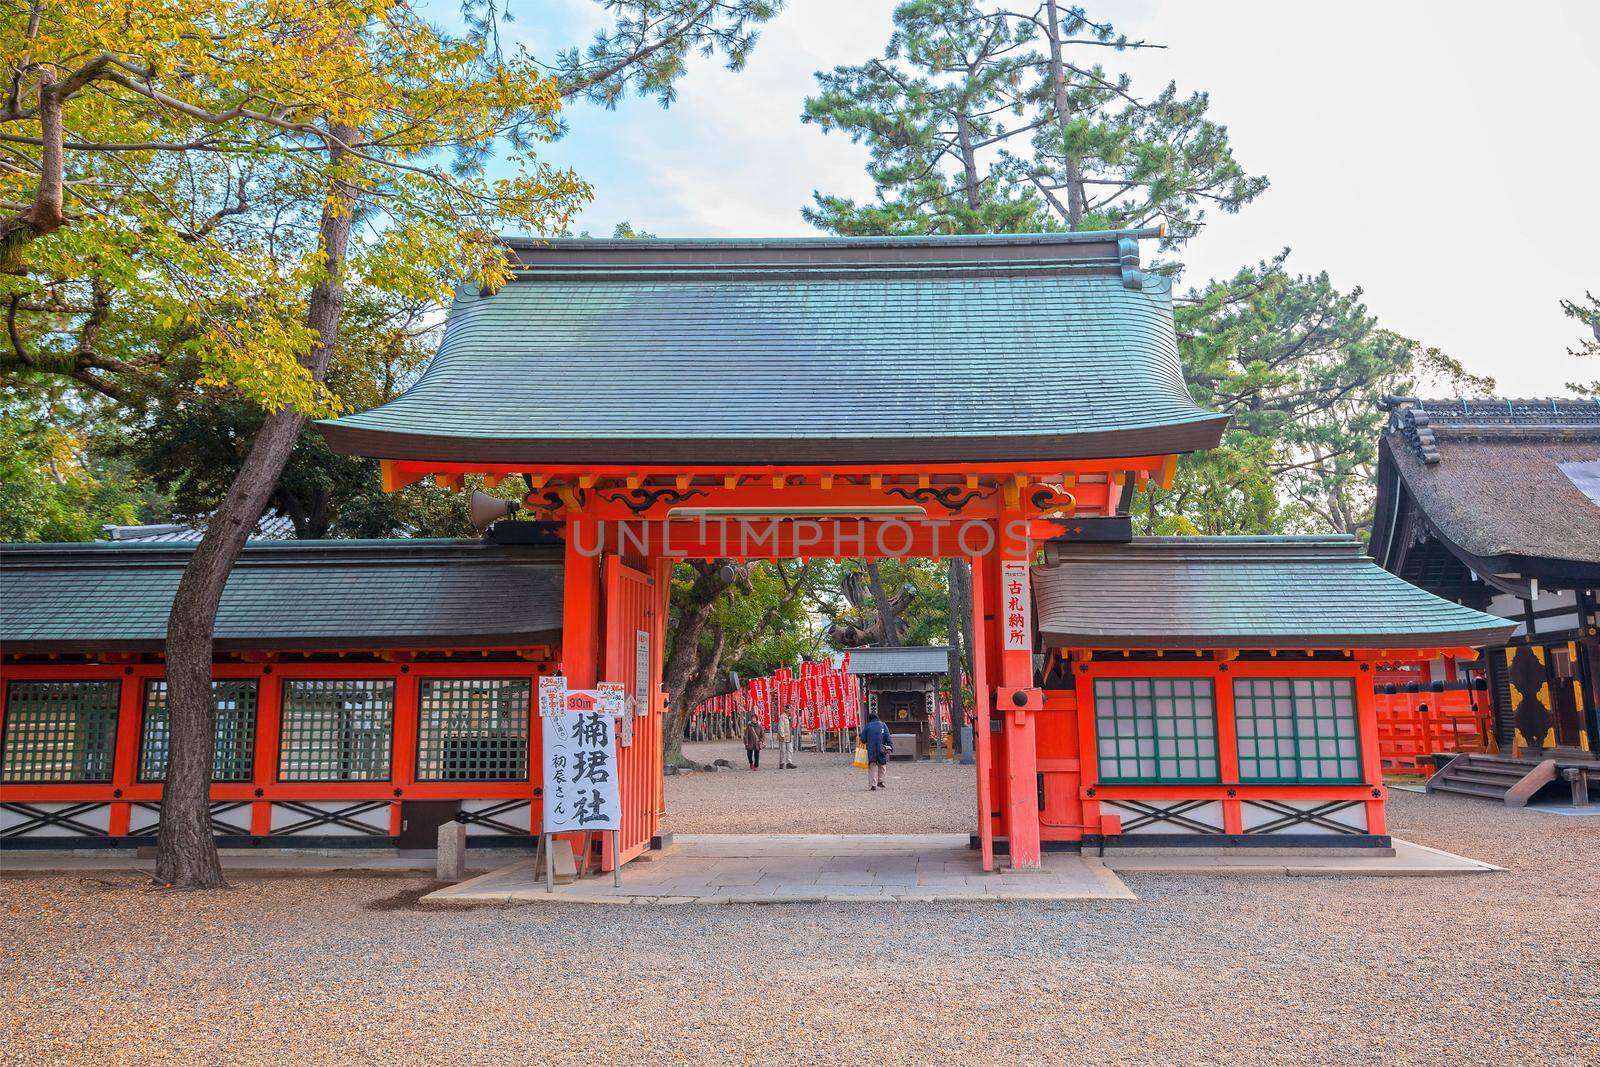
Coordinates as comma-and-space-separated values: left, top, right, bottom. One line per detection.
1158, 453, 1179, 490
821, 474, 834, 491
483, 473, 504, 490
379, 460, 424, 494
626, 474, 642, 489
433, 473, 464, 492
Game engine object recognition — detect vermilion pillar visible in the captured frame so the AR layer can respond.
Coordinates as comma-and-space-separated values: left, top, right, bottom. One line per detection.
562, 516, 601, 688
970, 555, 995, 872
988, 514, 1042, 870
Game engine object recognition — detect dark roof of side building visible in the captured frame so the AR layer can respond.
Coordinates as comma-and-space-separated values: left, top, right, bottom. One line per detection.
1033, 536, 1515, 650
100, 512, 296, 542
1372, 397, 1600, 586
316, 231, 1227, 466
845, 645, 952, 676
0, 539, 563, 653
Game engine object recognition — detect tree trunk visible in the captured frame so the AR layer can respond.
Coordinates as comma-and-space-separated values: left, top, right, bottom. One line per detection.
660, 563, 729, 767
864, 561, 901, 645
1043, 0, 1088, 227
953, 110, 983, 212
946, 558, 969, 758
154, 128, 355, 889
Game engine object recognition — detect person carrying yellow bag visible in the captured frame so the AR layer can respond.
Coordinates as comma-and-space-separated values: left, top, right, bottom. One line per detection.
853, 738, 869, 769
860, 712, 892, 790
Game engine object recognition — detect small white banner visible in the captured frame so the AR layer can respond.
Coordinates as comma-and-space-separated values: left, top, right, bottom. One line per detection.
542, 710, 620, 833
1001, 560, 1031, 651
634, 629, 651, 717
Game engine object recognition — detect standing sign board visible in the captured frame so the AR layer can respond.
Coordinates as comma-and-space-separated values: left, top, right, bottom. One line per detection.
540, 709, 620, 834
537, 676, 626, 888
1001, 560, 1031, 652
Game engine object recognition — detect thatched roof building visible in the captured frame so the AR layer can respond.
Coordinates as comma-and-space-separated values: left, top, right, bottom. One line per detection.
1372, 397, 1600, 761
1372, 397, 1600, 599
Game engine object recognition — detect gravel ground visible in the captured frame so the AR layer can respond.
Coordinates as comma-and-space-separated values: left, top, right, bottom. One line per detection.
663, 739, 975, 834
1, 768, 1595, 1066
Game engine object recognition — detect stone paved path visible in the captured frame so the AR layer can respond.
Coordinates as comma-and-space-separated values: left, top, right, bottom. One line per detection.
423, 833, 1136, 904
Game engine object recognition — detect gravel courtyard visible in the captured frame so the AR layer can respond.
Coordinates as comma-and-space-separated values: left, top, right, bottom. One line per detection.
2, 747, 1595, 1066
663, 739, 976, 834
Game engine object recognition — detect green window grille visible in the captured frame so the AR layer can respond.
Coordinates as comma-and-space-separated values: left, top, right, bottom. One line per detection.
138, 680, 258, 783
1093, 677, 1219, 783
415, 678, 531, 781
1234, 678, 1361, 783
2, 680, 120, 783
278, 679, 394, 782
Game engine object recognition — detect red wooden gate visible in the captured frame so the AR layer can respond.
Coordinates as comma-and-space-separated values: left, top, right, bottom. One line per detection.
602, 557, 663, 866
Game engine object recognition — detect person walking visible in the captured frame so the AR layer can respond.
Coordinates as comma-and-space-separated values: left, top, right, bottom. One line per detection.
743, 714, 764, 770
777, 709, 797, 769
861, 712, 891, 790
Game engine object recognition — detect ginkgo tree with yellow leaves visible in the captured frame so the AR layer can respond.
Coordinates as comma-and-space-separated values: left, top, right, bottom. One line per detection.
2, 0, 780, 887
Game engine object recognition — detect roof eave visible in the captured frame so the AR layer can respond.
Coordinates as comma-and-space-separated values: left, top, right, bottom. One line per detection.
315, 417, 1230, 466
1036, 627, 1518, 651
1, 629, 563, 656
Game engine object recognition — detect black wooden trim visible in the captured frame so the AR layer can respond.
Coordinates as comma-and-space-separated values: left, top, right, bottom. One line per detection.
0, 801, 112, 838
1238, 798, 1367, 835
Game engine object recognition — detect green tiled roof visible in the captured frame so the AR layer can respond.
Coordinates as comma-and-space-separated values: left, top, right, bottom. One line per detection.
1034, 536, 1515, 650
0, 539, 562, 653
318, 232, 1227, 465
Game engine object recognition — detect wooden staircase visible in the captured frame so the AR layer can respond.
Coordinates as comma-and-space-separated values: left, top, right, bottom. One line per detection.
1427, 753, 1600, 806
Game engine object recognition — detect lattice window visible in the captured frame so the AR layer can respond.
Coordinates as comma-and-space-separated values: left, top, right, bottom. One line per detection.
2, 680, 120, 783
278, 679, 394, 782
139, 680, 258, 783
1234, 678, 1361, 782
415, 678, 531, 781
1093, 677, 1219, 783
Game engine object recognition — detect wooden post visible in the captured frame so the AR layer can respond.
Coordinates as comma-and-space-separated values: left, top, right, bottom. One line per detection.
108, 671, 143, 838
991, 517, 1042, 870
1356, 669, 1388, 837
562, 516, 601, 688
970, 552, 995, 873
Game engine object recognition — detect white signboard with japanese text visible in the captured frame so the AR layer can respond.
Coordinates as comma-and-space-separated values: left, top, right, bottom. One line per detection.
1001, 560, 1032, 651
538, 675, 566, 717
634, 629, 651, 717
541, 710, 620, 833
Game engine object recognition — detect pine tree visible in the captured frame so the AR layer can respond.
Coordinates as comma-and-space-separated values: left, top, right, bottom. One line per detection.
802, 0, 1266, 247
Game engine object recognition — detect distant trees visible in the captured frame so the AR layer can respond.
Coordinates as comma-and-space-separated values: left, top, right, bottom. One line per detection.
662, 560, 826, 765
802, 0, 1265, 247
1138, 258, 1495, 536
1562, 291, 1599, 395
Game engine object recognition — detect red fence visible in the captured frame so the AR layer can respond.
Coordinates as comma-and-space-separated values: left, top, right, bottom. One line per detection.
1373, 663, 1495, 775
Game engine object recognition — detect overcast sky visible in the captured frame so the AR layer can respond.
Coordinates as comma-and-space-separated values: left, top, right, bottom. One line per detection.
513, 0, 1598, 395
